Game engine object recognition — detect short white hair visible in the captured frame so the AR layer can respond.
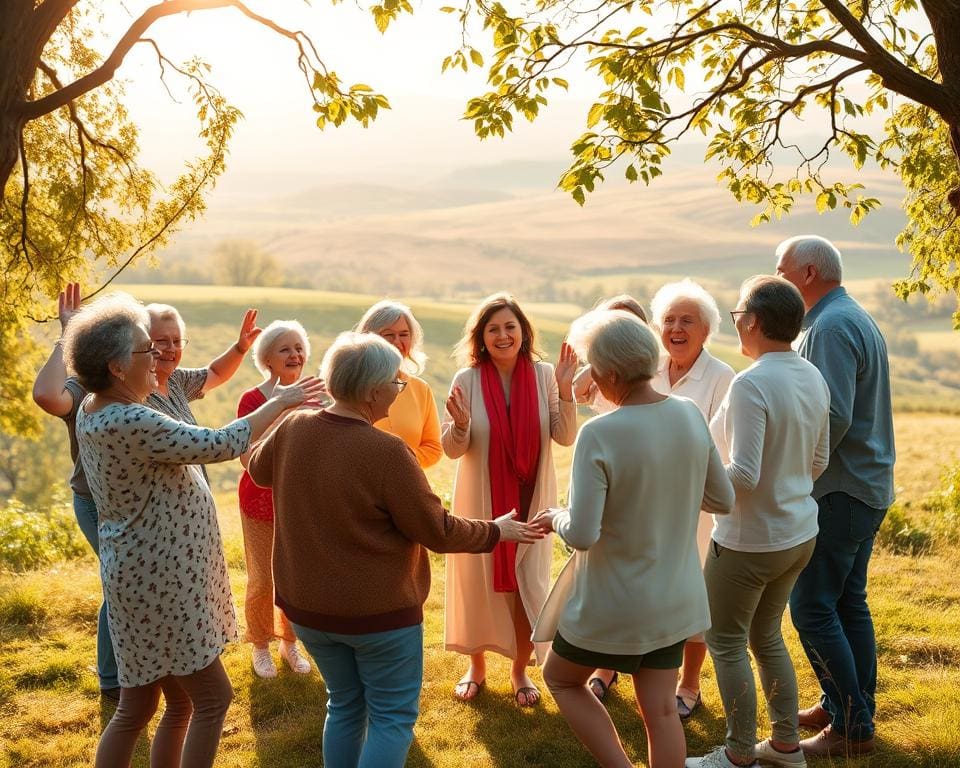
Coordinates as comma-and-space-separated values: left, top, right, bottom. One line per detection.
320, 332, 402, 403
145, 303, 186, 336
578, 309, 659, 383
649, 279, 721, 344
776, 235, 843, 282
356, 300, 427, 375
251, 320, 310, 377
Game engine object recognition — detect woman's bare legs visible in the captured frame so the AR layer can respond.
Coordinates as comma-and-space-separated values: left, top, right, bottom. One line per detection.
454, 651, 487, 700
633, 668, 687, 768
676, 640, 708, 705
543, 650, 633, 768
510, 594, 540, 705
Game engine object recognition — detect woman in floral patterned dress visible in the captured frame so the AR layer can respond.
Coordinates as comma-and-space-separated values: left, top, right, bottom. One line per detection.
64, 293, 322, 768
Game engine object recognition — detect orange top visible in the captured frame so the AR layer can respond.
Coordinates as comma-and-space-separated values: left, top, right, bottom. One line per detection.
374, 373, 442, 468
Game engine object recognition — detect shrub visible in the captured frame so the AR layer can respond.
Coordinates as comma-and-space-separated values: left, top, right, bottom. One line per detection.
876, 503, 932, 555
0, 490, 88, 572
923, 463, 960, 547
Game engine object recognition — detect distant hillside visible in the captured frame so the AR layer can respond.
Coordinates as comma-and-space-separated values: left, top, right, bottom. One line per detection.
155, 164, 907, 297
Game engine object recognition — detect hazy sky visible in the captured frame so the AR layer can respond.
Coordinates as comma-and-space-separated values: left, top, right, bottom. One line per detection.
91, 0, 899, 205
103, 1, 600, 190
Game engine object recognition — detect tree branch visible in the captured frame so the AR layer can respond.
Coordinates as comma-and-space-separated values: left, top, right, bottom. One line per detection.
820, 0, 949, 115
19, 0, 242, 120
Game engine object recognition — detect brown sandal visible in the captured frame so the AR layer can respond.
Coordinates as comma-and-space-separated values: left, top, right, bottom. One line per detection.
514, 686, 540, 707
453, 679, 484, 701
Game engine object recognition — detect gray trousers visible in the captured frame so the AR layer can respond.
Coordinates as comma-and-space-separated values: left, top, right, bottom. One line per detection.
704, 537, 816, 760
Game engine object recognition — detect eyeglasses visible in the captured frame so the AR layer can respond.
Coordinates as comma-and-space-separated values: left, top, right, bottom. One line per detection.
132, 343, 160, 355
153, 339, 188, 350
393, 379, 408, 391
729, 310, 748, 323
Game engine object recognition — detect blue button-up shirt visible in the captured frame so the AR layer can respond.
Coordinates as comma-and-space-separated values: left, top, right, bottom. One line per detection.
798, 287, 895, 509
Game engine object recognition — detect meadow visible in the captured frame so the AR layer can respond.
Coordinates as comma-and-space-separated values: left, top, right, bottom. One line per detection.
2, 285, 960, 766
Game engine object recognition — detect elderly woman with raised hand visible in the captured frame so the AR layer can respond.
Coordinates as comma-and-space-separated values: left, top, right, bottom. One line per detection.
442, 293, 578, 707
649, 278, 735, 718
357, 300, 442, 467
146, 302, 261, 425
63, 293, 322, 768
533, 310, 735, 768
572, 294, 648, 416
236, 320, 314, 679
32, 283, 120, 701
247, 332, 541, 768
686, 277, 830, 768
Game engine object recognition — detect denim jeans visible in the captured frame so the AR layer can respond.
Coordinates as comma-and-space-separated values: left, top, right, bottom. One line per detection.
73, 493, 119, 690
293, 622, 423, 768
789, 492, 887, 740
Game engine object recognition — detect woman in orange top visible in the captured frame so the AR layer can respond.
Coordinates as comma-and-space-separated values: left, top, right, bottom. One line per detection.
357, 300, 442, 468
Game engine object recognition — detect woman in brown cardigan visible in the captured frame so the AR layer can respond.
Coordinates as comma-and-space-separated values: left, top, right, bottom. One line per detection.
247, 331, 540, 768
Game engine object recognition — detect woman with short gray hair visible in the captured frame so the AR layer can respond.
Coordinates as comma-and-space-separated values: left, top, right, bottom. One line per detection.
357, 300, 442, 467
247, 331, 542, 768
533, 310, 734, 768
64, 293, 322, 768
688, 276, 830, 768
236, 319, 315, 679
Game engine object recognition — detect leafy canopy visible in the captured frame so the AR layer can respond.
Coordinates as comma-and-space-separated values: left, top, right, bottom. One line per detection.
0, 1, 390, 434
438, 0, 960, 318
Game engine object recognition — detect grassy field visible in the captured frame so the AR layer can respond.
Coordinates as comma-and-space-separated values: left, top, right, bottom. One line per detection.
3, 401, 960, 766
6, 285, 960, 766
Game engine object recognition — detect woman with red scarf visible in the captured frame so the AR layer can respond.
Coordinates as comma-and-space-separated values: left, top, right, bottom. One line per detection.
442, 293, 578, 706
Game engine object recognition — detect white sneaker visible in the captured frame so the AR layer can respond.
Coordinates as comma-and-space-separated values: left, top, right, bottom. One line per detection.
279, 640, 311, 674
252, 646, 278, 678
686, 747, 758, 768
754, 739, 806, 767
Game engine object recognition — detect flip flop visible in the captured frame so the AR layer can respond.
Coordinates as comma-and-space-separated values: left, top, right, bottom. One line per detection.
453, 679, 484, 701
588, 671, 619, 701
676, 690, 702, 720
514, 686, 541, 707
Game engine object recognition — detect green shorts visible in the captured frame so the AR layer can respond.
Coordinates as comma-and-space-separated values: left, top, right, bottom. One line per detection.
552, 632, 685, 674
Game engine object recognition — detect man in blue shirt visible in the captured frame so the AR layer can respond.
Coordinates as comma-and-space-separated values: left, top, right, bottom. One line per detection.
775, 235, 895, 759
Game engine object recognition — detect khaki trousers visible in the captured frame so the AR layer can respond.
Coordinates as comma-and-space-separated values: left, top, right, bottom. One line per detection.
704, 537, 816, 760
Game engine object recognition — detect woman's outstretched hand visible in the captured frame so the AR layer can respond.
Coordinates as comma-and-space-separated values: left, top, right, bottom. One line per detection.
530, 507, 562, 534
555, 342, 579, 401
273, 376, 326, 409
493, 510, 546, 544
445, 385, 470, 431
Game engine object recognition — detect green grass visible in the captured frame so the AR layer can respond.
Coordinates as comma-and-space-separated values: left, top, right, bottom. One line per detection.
10, 284, 960, 765
2, 413, 960, 766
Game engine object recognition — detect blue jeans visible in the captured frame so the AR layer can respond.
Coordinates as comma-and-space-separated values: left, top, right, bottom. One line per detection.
73, 493, 119, 690
293, 622, 423, 768
789, 492, 887, 740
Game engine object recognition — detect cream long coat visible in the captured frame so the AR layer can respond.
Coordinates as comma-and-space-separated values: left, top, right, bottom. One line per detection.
442, 362, 577, 663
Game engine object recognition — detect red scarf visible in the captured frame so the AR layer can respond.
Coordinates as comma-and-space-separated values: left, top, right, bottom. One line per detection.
481, 356, 542, 592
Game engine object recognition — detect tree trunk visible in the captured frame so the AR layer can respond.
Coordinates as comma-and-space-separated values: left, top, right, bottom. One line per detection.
0, 2, 36, 195
921, 0, 960, 213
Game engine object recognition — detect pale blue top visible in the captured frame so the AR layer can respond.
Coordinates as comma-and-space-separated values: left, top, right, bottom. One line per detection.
798, 287, 895, 510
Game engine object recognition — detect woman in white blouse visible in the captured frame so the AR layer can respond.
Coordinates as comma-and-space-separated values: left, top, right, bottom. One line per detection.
687, 276, 830, 768
533, 310, 734, 768
573, 284, 735, 714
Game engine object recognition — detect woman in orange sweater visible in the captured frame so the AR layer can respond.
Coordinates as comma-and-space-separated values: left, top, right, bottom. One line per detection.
357, 300, 442, 467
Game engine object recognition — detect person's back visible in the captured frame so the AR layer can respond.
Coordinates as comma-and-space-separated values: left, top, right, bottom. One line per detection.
800, 288, 895, 508
255, 408, 496, 633
560, 396, 732, 652
712, 352, 830, 552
